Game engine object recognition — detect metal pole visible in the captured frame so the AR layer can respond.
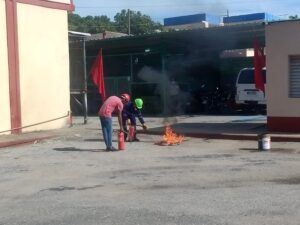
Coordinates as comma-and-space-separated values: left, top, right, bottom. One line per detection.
128, 9, 131, 35
83, 37, 88, 124
129, 54, 133, 95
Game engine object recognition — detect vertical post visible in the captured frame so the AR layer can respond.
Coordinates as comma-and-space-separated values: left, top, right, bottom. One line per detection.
129, 54, 133, 95
6, 0, 22, 133
128, 9, 131, 35
83, 37, 88, 124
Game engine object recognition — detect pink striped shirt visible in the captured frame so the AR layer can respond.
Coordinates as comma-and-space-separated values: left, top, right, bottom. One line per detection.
98, 96, 123, 117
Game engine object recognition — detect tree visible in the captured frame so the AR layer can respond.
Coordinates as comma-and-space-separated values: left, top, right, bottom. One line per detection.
68, 13, 116, 34
289, 15, 298, 20
68, 10, 163, 35
114, 9, 163, 35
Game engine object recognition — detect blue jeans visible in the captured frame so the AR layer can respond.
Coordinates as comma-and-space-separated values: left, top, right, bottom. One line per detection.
99, 116, 112, 149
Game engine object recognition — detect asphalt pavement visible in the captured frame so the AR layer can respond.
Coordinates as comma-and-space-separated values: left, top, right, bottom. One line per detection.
0, 115, 300, 225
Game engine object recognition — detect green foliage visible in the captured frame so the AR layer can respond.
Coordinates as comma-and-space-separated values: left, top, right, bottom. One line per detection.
114, 9, 162, 35
68, 13, 116, 33
68, 10, 162, 35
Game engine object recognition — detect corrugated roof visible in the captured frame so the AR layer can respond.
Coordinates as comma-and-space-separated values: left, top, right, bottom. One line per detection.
80, 22, 265, 56
266, 18, 300, 25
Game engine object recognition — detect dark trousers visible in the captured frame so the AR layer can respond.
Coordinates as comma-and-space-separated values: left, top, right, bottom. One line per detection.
122, 115, 137, 140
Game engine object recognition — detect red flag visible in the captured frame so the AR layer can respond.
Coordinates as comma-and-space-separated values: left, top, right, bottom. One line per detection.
253, 40, 266, 94
90, 49, 106, 100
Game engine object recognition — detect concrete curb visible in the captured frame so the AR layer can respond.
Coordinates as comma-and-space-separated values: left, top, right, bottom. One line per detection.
0, 136, 56, 148
141, 130, 300, 142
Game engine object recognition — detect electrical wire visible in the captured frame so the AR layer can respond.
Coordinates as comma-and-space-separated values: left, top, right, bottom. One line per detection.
76, 0, 296, 9
74, 0, 298, 18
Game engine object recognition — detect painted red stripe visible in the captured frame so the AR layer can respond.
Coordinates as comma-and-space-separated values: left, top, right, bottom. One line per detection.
6, 0, 22, 134
267, 116, 300, 132
0, 136, 55, 148
16, 0, 75, 11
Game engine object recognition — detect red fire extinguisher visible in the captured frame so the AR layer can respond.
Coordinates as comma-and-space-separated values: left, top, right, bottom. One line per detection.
118, 131, 125, 151
128, 125, 135, 142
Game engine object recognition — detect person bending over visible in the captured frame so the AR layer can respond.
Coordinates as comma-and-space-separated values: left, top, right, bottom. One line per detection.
98, 93, 130, 151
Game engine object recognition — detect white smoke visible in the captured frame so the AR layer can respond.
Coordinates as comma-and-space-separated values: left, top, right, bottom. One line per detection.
136, 66, 161, 83
137, 66, 191, 118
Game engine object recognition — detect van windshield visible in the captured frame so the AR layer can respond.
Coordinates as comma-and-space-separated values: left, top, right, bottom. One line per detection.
238, 69, 266, 84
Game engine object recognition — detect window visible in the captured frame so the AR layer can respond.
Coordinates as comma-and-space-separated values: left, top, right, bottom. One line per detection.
238, 69, 266, 84
289, 56, 300, 98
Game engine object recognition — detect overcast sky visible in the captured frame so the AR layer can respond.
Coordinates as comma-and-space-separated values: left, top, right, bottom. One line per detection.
72, 0, 299, 23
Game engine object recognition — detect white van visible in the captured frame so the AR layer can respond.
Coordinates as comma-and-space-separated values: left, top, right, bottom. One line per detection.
235, 68, 266, 106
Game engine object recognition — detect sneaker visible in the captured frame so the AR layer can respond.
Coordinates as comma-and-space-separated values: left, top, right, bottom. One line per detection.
133, 138, 140, 142
107, 146, 119, 151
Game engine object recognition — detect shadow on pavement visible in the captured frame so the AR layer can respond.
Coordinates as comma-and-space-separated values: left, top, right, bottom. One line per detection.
53, 147, 106, 152
84, 139, 102, 142
239, 148, 260, 152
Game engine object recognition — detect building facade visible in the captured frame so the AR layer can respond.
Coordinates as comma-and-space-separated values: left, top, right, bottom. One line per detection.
223, 12, 279, 25
0, 0, 74, 135
266, 20, 300, 132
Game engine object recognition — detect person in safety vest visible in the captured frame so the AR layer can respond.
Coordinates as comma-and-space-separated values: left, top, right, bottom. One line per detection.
122, 98, 147, 141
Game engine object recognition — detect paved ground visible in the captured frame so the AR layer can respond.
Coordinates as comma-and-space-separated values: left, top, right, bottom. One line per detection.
0, 116, 300, 224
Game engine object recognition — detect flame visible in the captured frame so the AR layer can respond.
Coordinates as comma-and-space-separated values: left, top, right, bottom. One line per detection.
162, 126, 184, 145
